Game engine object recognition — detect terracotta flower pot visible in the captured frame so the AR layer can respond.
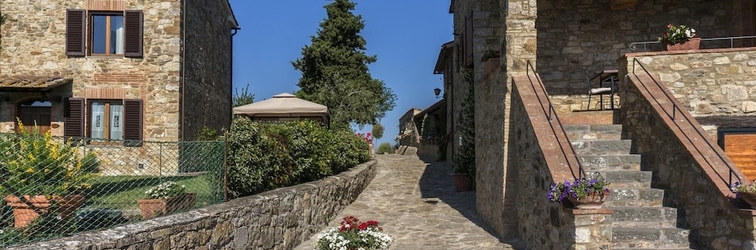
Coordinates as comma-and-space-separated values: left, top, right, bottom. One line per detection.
451, 174, 472, 192
663, 38, 701, 51
5, 194, 85, 228
567, 191, 609, 209
738, 192, 756, 208
137, 193, 197, 219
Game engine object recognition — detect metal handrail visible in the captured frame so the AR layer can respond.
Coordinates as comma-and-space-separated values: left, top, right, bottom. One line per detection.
525, 60, 585, 179
629, 35, 756, 52
630, 58, 743, 190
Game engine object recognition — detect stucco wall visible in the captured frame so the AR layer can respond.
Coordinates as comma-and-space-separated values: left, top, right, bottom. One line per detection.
181, 0, 234, 140
0, 0, 182, 140
10, 160, 378, 250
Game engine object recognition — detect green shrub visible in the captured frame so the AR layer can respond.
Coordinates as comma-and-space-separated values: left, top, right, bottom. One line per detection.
376, 142, 393, 154
226, 118, 370, 198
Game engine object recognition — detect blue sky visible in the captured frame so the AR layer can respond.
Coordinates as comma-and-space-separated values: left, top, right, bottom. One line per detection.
229, 0, 453, 146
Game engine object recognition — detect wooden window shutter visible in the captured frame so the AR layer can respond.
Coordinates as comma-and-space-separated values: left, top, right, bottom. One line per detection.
123, 99, 143, 147
124, 10, 144, 58
65, 9, 86, 56
64, 98, 85, 140
465, 13, 474, 67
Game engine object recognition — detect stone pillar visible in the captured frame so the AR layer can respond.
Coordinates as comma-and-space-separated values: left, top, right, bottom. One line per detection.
497, 0, 539, 239
570, 209, 613, 250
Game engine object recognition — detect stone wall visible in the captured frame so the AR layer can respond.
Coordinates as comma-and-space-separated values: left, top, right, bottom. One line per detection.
181, 0, 235, 141
536, 0, 747, 112
0, 0, 182, 140
10, 160, 378, 250
621, 49, 756, 137
617, 69, 755, 249
508, 75, 613, 249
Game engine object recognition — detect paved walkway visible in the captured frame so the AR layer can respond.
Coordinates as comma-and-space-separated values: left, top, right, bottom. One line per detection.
294, 154, 521, 250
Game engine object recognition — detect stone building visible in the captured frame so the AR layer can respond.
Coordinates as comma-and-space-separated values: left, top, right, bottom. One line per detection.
438, 0, 756, 249
0, 0, 239, 143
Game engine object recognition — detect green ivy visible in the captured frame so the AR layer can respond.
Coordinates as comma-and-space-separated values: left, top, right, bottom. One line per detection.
453, 68, 475, 183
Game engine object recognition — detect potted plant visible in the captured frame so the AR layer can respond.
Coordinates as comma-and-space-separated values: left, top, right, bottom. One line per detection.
481, 49, 500, 75
548, 174, 611, 209
0, 121, 98, 228
137, 181, 196, 219
314, 216, 392, 250
731, 182, 756, 208
658, 23, 699, 51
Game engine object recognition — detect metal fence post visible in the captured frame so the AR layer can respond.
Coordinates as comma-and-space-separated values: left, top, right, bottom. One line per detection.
223, 136, 229, 201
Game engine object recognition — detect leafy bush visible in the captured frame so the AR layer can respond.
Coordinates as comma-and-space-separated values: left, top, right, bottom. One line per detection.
226, 118, 370, 198
376, 142, 393, 154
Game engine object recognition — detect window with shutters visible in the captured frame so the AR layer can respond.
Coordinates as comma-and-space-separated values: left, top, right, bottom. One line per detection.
64, 98, 143, 146
66, 9, 143, 57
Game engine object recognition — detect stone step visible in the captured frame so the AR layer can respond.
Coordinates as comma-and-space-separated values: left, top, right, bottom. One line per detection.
611, 207, 679, 228
579, 155, 641, 171
604, 188, 664, 207
558, 110, 618, 125
598, 171, 652, 189
564, 124, 623, 141
612, 227, 691, 249
572, 139, 632, 155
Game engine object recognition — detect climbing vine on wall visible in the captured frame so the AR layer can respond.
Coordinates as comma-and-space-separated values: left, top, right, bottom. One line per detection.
453, 68, 475, 182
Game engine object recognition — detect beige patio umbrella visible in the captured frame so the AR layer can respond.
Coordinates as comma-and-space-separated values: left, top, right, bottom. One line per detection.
232, 93, 328, 121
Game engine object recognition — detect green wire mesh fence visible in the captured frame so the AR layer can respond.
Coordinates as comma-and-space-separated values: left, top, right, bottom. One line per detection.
0, 131, 226, 247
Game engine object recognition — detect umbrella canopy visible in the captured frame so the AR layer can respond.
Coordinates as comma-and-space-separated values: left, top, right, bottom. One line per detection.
232, 93, 328, 117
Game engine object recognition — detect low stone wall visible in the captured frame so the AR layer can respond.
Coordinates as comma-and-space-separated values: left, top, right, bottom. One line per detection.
622, 49, 756, 137
617, 66, 755, 249
10, 160, 379, 250
507, 75, 613, 249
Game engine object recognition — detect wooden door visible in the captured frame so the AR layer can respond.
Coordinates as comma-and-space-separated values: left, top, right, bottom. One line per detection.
723, 133, 756, 181
17, 106, 51, 135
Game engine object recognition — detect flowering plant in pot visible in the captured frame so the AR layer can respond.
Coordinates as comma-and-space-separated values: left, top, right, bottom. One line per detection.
0, 121, 98, 228
137, 181, 196, 219
314, 216, 392, 250
731, 182, 756, 208
547, 174, 611, 209
658, 24, 699, 50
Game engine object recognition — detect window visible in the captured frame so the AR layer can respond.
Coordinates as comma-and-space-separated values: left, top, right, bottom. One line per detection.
89, 101, 123, 140
64, 98, 143, 146
90, 14, 124, 55
66, 9, 143, 57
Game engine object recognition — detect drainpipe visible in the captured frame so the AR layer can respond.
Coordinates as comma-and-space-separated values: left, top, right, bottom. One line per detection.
180, 0, 186, 141
230, 28, 239, 130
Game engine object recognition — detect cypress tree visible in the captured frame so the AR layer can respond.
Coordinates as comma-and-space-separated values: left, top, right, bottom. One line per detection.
292, 0, 396, 129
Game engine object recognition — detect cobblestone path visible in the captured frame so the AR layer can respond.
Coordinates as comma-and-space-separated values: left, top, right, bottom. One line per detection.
294, 154, 521, 250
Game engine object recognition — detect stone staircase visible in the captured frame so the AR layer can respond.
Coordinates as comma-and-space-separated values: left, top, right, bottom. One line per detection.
565, 124, 692, 249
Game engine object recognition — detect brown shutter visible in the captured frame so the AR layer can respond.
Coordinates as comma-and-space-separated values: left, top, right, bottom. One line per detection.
66, 9, 86, 56
465, 13, 474, 67
124, 10, 143, 58
123, 99, 143, 147
64, 98, 85, 142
